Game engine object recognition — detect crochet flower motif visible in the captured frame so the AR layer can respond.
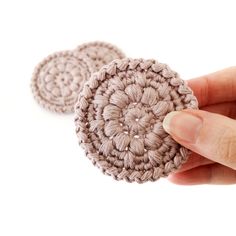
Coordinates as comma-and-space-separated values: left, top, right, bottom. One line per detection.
31, 51, 94, 113
75, 58, 198, 183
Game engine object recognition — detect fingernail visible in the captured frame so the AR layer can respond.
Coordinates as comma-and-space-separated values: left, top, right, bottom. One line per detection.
163, 111, 202, 143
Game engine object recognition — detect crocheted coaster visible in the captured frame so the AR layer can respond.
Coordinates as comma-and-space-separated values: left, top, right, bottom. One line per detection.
31, 51, 94, 113
74, 58, 198, 183
76, 41, 125, 71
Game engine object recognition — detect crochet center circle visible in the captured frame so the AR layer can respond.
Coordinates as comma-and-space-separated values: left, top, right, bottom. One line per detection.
77, 41, 125, 71
75, 58, 198, 183
31, 51, 94, 113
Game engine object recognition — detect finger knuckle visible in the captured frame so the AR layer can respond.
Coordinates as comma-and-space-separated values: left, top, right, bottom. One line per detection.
217, 129, 236, 169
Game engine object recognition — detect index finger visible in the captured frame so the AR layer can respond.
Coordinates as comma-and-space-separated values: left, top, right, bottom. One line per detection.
187, 66, 236, 107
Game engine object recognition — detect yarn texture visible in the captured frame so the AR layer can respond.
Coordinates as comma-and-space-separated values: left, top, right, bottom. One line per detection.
75, 58, 198, 183
76, 41, 125, 71
31, 51, 94, 113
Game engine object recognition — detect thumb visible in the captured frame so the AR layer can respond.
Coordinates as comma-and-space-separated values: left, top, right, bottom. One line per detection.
163, 110, 236, 169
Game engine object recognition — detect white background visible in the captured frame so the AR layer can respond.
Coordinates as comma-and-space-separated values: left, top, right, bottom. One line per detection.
0, 0, 236, 235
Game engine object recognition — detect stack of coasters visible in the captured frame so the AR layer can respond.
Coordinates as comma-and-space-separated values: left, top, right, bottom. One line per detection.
31, 41, 125, 113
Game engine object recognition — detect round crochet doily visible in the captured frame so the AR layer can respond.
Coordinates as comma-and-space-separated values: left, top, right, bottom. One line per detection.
31, 51, 94, 113
76, 41, 125, 71
75, 58, 198, 183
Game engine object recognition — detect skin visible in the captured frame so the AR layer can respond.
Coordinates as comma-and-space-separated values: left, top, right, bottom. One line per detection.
163, 67, 236, 185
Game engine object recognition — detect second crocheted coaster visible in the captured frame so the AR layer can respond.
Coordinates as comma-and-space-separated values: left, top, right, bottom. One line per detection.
76, 41, 125, 71
31, 51, 94, 113
75, 58, 198, 183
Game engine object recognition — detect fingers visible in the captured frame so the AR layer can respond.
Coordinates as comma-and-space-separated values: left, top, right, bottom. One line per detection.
168, 164, 236, 185
187, 66, 236, 107
202, 101, 236, 118
163, 109, 236, 169
176, 153, 213, 173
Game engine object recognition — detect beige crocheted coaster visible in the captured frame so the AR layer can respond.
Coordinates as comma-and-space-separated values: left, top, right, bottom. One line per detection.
31, 51, 95, 113
75, 58, 198, 183
76, 41, 125, 71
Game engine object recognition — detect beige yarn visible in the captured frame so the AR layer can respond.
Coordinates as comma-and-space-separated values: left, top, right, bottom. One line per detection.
76, 41, 125, 71
31, 51, 95, 113
75, 58, 198, 183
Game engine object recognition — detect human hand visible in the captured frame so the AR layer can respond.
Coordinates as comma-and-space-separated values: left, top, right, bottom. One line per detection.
163, 67, 236, 184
